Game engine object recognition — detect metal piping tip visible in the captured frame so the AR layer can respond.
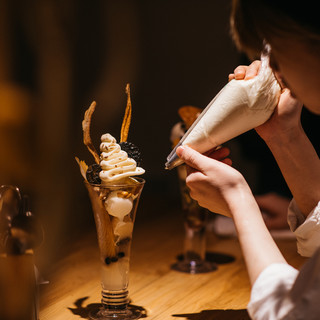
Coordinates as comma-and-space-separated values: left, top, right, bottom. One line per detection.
165, 149, 184, 170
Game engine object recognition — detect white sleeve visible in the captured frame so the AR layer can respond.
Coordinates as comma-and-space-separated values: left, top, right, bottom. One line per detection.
247, 263, 298, 320
287, 199, 320, 257
248, 249, 320, 320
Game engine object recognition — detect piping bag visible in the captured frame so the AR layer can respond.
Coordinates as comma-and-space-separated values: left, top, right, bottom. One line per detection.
165, 46, 281, 170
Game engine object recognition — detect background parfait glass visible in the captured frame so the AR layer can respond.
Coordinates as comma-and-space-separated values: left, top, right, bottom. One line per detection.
171, 165, 217, 274
85, 177, 145, 320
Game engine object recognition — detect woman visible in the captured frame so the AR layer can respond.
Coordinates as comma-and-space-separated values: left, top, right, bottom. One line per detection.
176, 0, 320, 318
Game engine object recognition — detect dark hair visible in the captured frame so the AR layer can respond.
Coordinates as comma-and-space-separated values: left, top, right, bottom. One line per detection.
230, 0, 320, 59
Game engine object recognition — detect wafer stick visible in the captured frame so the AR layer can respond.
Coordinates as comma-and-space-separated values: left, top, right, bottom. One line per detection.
85, 184, 116, 258
120, 84, 132, 143
82, 101, 100, 164
178, 105, 202, 129
75, 156, 88, 180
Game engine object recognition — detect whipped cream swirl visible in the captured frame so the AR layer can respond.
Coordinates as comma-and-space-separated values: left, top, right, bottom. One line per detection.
99, 133, 145, 183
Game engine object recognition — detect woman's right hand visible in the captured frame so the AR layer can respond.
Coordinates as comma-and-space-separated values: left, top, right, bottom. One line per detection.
229, 60, 303, 144
255, 88, 303, 144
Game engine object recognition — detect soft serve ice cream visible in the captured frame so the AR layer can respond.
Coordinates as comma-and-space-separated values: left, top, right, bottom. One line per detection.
99, 133, 144, 184
166, 47, 281, 169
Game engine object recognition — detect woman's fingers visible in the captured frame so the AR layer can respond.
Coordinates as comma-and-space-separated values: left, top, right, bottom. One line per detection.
228, 60, 261, 81
205, 146, 230, 160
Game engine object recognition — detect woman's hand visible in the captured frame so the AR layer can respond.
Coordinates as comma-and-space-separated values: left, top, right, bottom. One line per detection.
176, 145, 253, 218
229, 60, 303, 144
228, 60, 261, 81
255, 89, 303, 144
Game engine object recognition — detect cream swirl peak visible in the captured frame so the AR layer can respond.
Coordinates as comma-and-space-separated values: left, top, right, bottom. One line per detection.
99, 133, 145, 183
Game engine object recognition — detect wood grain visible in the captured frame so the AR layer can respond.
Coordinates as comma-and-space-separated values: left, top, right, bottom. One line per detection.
39, 210, 307, 320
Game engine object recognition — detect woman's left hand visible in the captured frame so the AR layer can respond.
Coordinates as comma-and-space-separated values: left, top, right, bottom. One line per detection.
176, 145, 253, 218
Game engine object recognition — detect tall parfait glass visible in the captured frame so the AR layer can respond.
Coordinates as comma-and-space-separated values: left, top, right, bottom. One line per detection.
85, 177, 145, 320
171, 165, 216, 274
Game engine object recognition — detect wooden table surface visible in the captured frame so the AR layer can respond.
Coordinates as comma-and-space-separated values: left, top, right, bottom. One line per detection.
39, 209, 307, 320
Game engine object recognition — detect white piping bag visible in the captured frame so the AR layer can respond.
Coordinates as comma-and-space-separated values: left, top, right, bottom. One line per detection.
165, 46, 281, 170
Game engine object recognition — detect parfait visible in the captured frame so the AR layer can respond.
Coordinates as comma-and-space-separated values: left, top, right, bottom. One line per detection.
76, 84, 145, 320
170, 106, 217, 274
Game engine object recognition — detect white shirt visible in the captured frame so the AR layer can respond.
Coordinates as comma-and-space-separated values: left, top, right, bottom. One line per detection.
248, 200, 320, 320
287, 199, 320, 257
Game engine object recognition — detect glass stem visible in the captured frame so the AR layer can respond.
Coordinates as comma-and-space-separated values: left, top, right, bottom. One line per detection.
183, 222, 206, 263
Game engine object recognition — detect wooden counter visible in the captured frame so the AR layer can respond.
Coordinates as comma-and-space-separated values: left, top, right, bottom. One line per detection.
39, 210, 307, 320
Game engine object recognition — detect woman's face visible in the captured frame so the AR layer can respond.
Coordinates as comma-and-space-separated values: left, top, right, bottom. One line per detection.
269, 37, 320, 115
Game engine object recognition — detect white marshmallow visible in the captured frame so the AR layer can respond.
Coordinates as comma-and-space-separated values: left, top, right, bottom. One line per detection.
105, 191, 133, 220
114, 221, 134, 241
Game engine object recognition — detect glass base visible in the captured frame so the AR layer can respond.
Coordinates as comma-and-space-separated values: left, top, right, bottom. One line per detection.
171, 260, 217, 274
89, 305, 141, 320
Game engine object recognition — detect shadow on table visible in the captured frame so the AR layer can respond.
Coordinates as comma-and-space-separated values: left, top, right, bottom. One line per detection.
176, 252, 236, 265
206, 252, 236, 264
68, 297, 147, 319
173, 309, 250, 320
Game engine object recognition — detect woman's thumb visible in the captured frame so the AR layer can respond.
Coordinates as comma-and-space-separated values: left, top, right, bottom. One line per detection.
176, 145, 206, 171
